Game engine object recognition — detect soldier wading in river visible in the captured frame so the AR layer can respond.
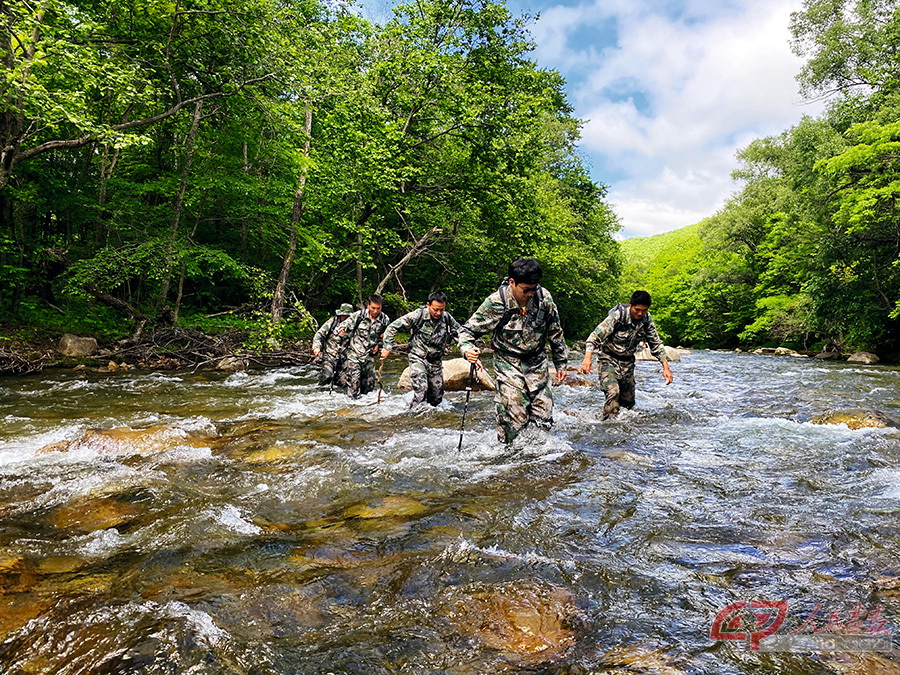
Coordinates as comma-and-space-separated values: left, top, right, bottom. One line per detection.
334, 295, 389, 399
579, 290, 673, 419
458, 258, 567, 443
312, 303, 353, 387
381, 291, 461, 409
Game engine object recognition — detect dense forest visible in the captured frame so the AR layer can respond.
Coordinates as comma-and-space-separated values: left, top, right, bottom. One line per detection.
623, 0, 900, 361
0, 0, 622, 348
2, 0, 898, 361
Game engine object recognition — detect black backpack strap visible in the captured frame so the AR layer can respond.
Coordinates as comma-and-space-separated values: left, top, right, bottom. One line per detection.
492, 283, 549, 359
493, 283, 520, 336
323, 315, 340, 344
409, 306, 429, 340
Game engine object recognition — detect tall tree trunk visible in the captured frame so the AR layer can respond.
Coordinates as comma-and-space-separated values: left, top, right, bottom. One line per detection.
356, 231, 364, 306
96, 144, 120, 248
271, 104, 313, 324
240, 141, 250, 259
173, 261, 187, 324
158, 100, 203, 310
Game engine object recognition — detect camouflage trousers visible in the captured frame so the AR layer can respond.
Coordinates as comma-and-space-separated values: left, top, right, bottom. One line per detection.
408, 355, 444, 408
493, 351, 554, 443
316, 353, 339, 387
596, 354, 636, 419
338, 356, 377, 399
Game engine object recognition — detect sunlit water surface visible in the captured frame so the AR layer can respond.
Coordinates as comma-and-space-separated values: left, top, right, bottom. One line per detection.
1, 351, 900, 674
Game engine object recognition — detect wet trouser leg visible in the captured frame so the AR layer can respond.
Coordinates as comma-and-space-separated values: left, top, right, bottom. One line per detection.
409, 356, 444, 408
341, 357, 374, 398
494, 353, 553, 443
318, 355, 336, 387
598, 355, 635, 419
359, 358, 376, 396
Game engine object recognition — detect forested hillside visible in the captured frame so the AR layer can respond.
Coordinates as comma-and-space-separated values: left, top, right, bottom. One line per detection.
0, 0, 622, 345
621, 0, 900, 360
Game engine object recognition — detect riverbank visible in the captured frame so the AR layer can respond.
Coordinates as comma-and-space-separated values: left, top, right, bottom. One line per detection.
0, 323, 313, 376
2, 323, 895, 377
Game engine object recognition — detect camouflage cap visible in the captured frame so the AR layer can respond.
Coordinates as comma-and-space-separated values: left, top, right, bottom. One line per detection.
337, 303, 355, 315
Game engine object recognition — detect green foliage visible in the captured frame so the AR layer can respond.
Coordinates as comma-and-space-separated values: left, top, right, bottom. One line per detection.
0, 0, 625, 348
620, 29, 900, 356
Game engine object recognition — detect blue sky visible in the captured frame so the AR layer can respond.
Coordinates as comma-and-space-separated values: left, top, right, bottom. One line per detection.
360, 0, 823, 238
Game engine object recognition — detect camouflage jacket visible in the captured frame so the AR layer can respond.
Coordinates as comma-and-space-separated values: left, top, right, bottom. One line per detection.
336, 310, 390, 361
585, 303, 668, 363
458, 285, 567, 369
384, 307, 461, 361
312, 315, 343, 355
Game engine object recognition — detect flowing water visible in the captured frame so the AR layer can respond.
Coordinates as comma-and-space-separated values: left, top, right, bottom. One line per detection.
1, 351, 900, 674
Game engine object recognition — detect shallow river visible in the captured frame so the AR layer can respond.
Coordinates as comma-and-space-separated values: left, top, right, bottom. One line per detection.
1, 350, 900, 674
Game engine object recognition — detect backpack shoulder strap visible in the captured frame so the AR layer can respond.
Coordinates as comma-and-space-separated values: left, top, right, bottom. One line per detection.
410, 306, 428, 338
350, 311, 364, 337
324, 315, 340, 342
494, 284, 520, 335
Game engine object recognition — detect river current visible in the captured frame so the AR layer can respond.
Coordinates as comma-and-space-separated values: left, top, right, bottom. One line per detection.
1, 350, 899, 674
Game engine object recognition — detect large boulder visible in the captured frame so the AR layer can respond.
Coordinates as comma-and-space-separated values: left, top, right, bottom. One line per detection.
216, 357, 248, 372
635, 345, 681, 362
813, 352, 842, 360
398, 357, 495, 391
550, 366, 591, 386
774, 347, 806, 358
752, 347, 805, 357
57, 333, 98, 357
809, 409, 900, 430
847, 352, 879, 364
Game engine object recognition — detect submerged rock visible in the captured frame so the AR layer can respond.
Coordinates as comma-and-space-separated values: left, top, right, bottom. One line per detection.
50, 497, 140, 533
598, 646, 685, 674
809, 409, 900, 430
36, 424, 214, 456
451, 580, 578, 660
342, 495, 428, 519
398, 357, 495, 392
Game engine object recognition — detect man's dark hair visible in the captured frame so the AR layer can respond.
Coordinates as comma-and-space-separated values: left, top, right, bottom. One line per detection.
367, 294, 384, 306
508, 258, 543, 285
427, 291, 447, 304
630, 290, 652, 307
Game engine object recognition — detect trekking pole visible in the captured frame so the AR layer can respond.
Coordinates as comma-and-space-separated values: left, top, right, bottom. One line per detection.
376, 358, 385, 404
457, 361, 477, 451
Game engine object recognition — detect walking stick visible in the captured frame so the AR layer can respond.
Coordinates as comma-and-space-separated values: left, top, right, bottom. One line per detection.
376, 358, 385, 404
457, 361, 477, 451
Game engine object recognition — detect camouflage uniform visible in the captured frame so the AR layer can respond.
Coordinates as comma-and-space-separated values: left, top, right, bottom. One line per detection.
585, 303, 668, 418
458, 284, 567, 443
335, 309, 390, 398
312, 314, 345, 386
384, 307, 461, 408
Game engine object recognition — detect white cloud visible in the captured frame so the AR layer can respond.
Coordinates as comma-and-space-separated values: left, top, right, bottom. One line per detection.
527, 0, 823, 238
